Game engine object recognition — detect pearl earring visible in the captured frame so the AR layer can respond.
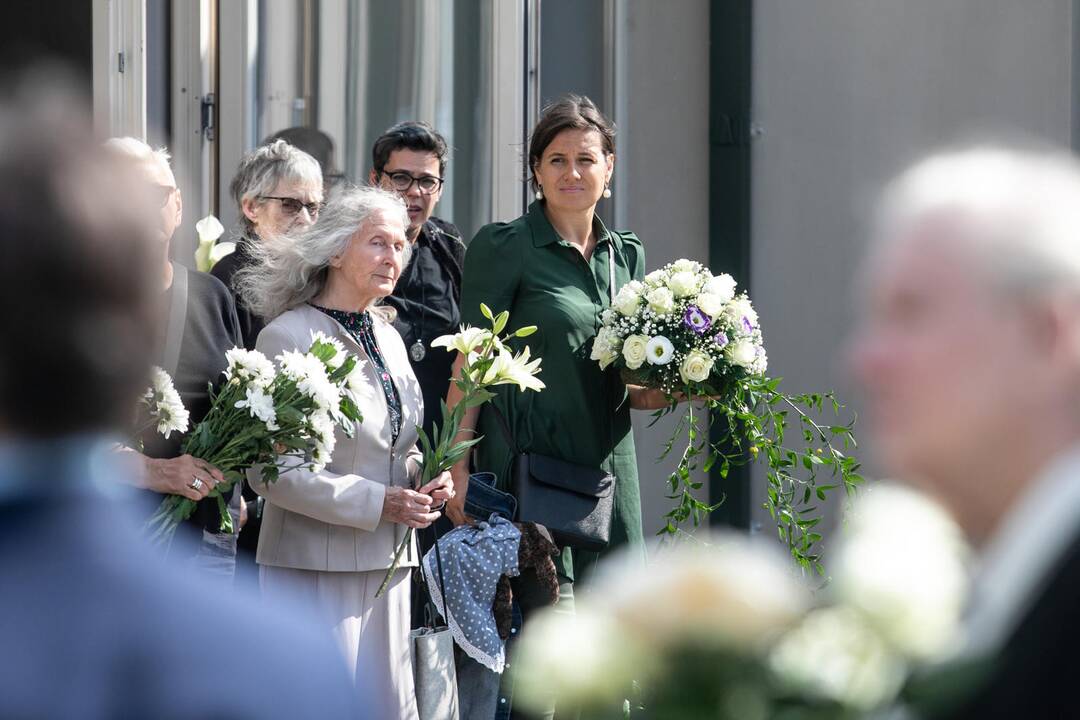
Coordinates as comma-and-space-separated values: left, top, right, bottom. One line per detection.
535, 186, 544, 201
603, 186, 612, 199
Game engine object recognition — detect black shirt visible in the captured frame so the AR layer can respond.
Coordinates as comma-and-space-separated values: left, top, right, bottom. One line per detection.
139, 267, 242, 535
211, 235, 262, 350
384, 217, 465, 440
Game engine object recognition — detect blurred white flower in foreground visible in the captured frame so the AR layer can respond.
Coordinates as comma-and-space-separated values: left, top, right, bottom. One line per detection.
834, 483, 970, 660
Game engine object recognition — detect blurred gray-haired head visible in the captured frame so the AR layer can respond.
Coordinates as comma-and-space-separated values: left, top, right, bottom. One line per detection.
102, 136, 175, 181
237, 184, 409, 321
0, 74, 159, 436
874, 144, 1080, 299
230, 139, 323, 235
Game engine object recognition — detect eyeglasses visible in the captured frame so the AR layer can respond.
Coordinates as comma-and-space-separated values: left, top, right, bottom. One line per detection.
381, 170, 444, 195
260, 196, 321, 217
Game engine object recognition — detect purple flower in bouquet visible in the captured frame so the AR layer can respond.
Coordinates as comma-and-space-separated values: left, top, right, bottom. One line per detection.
684, 305, 712, 335
714, 332, 730, 349
741, 316, 755, 334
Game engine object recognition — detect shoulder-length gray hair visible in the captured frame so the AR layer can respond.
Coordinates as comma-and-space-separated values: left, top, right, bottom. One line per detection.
237, 184, 410, 321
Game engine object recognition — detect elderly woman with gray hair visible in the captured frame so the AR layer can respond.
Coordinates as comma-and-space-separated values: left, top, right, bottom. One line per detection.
237, 185, 454, 719
213, 139, 323, 349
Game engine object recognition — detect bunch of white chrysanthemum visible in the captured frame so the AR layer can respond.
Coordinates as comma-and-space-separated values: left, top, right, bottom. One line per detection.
145, 336, 365, 545
143, 366, 190, 439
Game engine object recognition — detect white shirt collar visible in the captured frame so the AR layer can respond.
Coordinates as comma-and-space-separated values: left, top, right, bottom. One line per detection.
959, 444, 1080, 656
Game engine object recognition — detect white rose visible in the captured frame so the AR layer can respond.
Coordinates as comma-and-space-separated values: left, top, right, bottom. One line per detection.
671, 258, 698, 273
644, 269, 667, 286
645, 287, 676, 315
679, 349, 714, 384
613, 284, 643, 316
705, 273, 738, 303
669, 271, 700, 298
621, 334, 649, 370
726, 338, 758, 368
695, 292, 726, 319
724, 297, 759, 331
645, 336, 675, 365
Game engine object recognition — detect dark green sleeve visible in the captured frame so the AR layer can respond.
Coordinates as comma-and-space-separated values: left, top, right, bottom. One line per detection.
460, 221, 524, 326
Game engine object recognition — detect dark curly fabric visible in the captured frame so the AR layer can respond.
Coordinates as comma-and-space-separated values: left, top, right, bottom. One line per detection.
493, 522, 560, 637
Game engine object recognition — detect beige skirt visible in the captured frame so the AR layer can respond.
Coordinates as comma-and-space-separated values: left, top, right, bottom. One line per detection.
261, 565, 418, 720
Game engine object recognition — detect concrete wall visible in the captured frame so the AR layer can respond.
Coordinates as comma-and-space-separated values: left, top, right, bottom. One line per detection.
750, 0, 1075, 532
615, 0, 712, 537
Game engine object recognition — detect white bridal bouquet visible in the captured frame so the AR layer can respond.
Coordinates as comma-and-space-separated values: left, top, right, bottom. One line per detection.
141, 333, 365, 544
376, 303, 544, 597
513, 485, 970, 719
593, 259, 859, 570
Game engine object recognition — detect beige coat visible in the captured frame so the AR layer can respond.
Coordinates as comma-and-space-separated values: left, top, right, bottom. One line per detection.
248, 303, 424, 573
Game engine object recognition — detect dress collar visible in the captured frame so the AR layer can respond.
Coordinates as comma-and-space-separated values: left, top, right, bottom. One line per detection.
525, 201, 613, 249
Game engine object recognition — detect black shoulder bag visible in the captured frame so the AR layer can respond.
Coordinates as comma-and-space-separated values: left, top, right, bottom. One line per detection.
490, 242, 619, 552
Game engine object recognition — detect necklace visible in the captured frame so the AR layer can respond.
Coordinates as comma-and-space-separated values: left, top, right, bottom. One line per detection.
408, 229, 427, 362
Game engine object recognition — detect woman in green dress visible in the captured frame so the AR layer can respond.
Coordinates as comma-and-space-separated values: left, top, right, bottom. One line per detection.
445, 94, 671, 626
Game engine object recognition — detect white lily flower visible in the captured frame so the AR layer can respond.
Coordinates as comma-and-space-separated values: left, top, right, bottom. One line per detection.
431, 325, 492, 355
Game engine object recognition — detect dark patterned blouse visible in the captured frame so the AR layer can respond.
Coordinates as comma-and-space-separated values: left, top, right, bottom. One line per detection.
312, 305, 402, 442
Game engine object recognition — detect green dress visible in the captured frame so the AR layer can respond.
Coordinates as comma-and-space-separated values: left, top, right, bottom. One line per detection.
460, 201, 646, 582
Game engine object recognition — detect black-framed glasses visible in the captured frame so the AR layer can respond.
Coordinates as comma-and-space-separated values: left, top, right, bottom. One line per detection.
381, 170, 444, 195
259, 195, 321, 217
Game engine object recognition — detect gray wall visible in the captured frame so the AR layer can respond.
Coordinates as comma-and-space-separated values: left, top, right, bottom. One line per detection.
750, 0, 1074, 533
616, 0, 712, 538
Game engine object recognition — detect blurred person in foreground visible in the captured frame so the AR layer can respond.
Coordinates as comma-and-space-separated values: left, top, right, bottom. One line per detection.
104, 136, 245, 576
0, 74, 354, 718
850, 145, 1080, 719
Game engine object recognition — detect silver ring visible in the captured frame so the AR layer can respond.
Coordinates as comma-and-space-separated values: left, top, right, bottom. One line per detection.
190, 476, 204, 491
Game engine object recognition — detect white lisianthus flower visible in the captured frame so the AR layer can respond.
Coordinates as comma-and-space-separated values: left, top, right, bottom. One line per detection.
235, 385, 279, 431
621, 334, 649, 370
431, 325, 492, 355
833, 484, 969, 661
613, 281, 644, 316
695, 292, 727, 320
309, 330, 347, 369
224, 348, 276, 388
726, 338, 758, 368
724, 297, 759, 331
769, 606, 905, 711
704, 273, 738, 303
679, 349, 714, 384
645, 287, 676, 316
645, 336, 675, 365
146, 366, 189, 438
669, 271, 700, 299
590, 327, 622, 370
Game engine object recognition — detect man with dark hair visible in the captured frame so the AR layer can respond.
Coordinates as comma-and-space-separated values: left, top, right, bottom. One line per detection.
370, 121, 466, 442
0, 76, 354, 718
